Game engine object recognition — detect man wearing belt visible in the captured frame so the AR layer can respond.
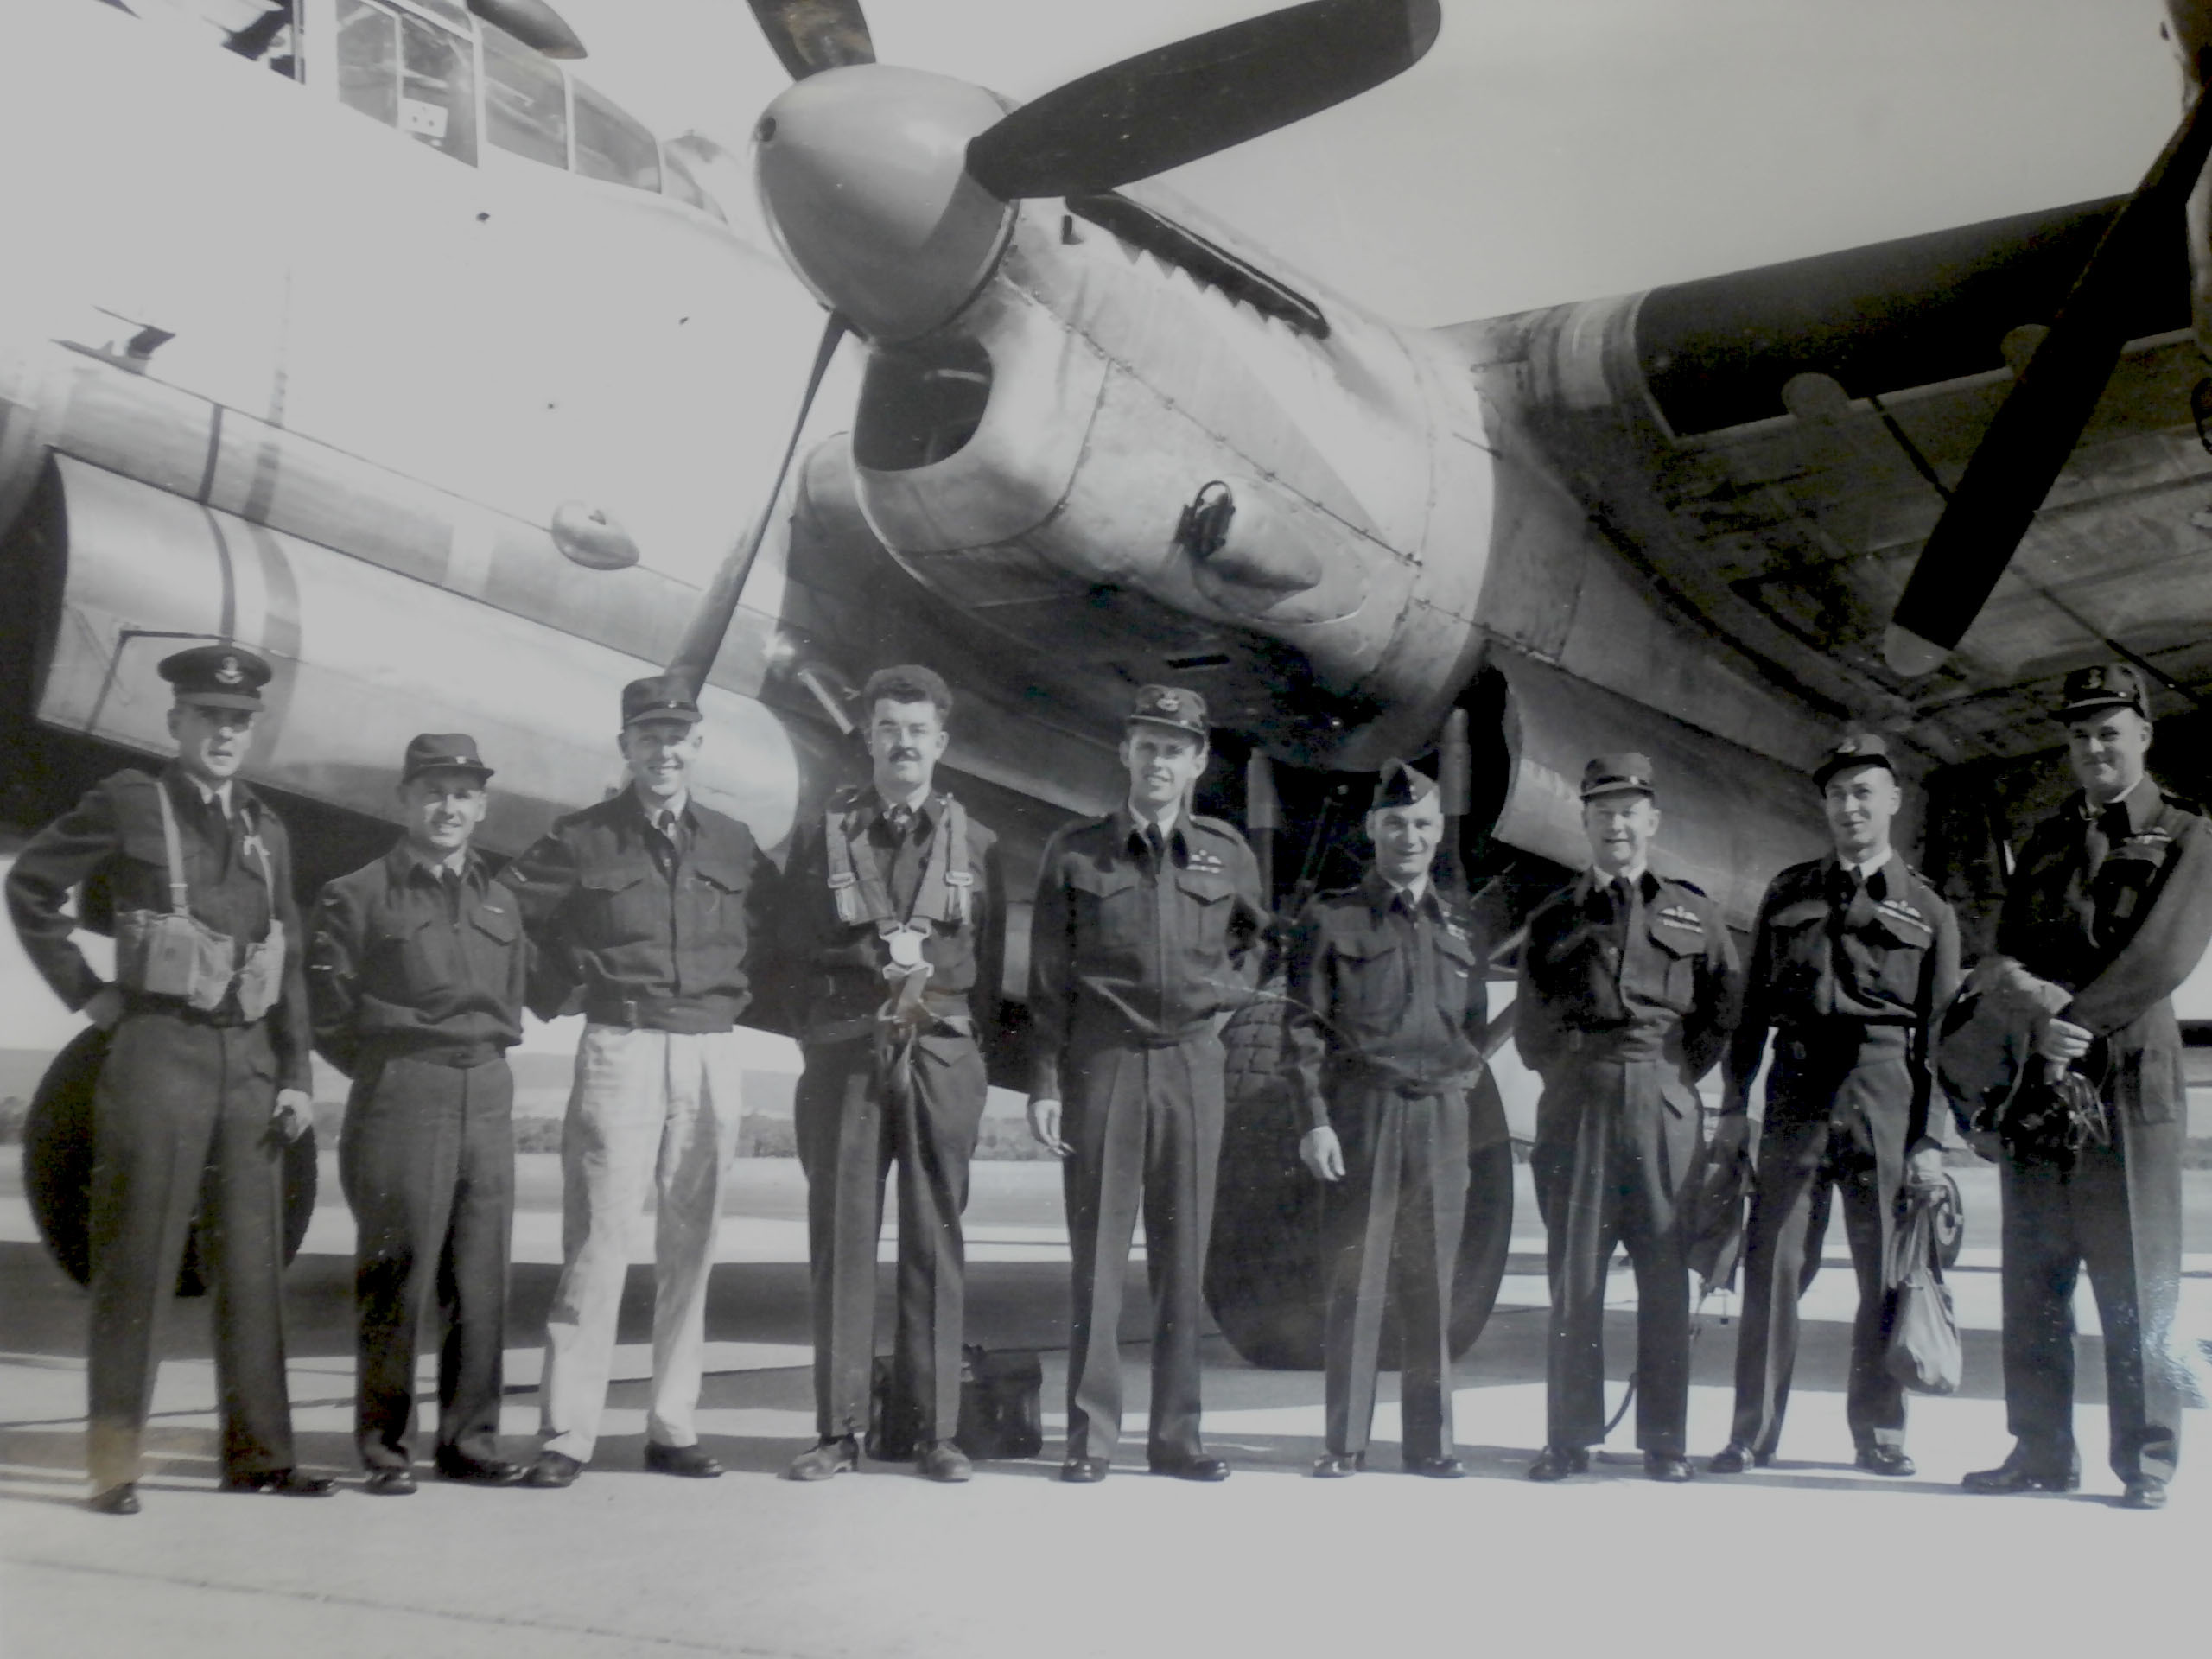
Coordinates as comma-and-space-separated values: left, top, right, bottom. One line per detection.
767, 666, 1006, 1484
501, 675, 779, 1488
1517, 753, 1741, 1484
1960, 664, 2212, 1510
6, 645, 333, 1514
1707, 734, 1960, 1479
1027, 685, 1268, 1483
1287, 760, 1490, 1480
309, 734, 530, 1495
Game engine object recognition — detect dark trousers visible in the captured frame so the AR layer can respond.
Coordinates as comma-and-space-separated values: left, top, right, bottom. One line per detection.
1531, 1058, 1700, 1456
86, 1012, 294, 1491
340, 1054, 515, 1471
1999, 1118, 2184, 1484
1730, 1060, 1911, 1456
794, 1032, 986, 1441
1321, 1086, 1469, 1460
1061, 1032, 1225, 1464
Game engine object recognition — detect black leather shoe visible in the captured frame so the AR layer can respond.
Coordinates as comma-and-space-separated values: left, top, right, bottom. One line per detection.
1149, 1454, 1230, 1482
786, 1436, 858, 1482
916, 1441, 973, 1483
435, 1453, 525, 1486
522, 1451, 582, 1489
1311, 1452, 1363, 1478
1707, 1442, 1768, 1476
1644, 1453, 1694, 1483
89, 1483, 139, 1516
363, 1468, 417, 1496
1855, 1446, 1916, 1478
1527, 1446, 1589, 1482
1405, 1455, 1466, 1479
1962, 1455, 2078, 1495
1058, 1456, 1110, 1484
224, 1468, 338, 1497
2120, 1477, 2168, 1510
645, 1440, 723, 1479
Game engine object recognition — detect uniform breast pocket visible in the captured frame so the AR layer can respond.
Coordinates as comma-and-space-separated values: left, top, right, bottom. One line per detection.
686, 857, 753, 936
1067, 861, 1142, 951
466, 902, 522, 976
1643, 916, 1705, 1009
580, 864, 655, 944
1173, 870, 1235, 959
370, 908, 449, 993
1858, 908, 1933, 999
1332, 937, 1404, 1026
2097, 849, 2171, 930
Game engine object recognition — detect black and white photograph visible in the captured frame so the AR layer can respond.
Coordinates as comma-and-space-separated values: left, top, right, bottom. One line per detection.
0, 1, 2206, 1654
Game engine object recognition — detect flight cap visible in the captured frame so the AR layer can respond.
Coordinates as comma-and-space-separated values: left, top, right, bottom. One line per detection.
401, 733, 494, 785
1580, 753, 1656, 801
1813, 732, 1896, 788
1370, 760, 1439, 812
1126, 684, 1208, 741
622, 675, 703, 728
159, 645, 270, 712
2056, 663, 2150, 721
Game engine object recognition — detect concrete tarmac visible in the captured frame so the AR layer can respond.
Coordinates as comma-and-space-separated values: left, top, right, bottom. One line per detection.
2, 1157, 2207, 1659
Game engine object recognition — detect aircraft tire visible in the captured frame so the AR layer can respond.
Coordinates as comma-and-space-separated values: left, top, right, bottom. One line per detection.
1205, 983, 1516, 1371
22, 1027, 318, 1296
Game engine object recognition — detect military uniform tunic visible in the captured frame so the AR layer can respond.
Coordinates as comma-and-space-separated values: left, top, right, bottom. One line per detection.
1285, 870, 1491, 1462
5, 766, 313, 1489
763, 788, 1006, 1445
1516, 868, 1741, 1457
1985, 779, 2212, 1486
1721, 855, 1960, 1458
1029, 808, 1266, 1464
309, 845, 527, 1472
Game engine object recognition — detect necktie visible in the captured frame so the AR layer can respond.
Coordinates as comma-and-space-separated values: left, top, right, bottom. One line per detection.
1145, 824, 1166, 864
440, 866, 462, 915
2083, 803, 2126, 882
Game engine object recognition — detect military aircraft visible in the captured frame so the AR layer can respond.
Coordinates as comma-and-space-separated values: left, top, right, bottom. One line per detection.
1, 0, 2203, 1362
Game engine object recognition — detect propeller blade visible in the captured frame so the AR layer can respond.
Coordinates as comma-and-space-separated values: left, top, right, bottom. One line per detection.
1882, 87, 2212, 677
667, 314, 849, 696
964, 0, 1440, 201
465, 0, 587, 60
747, 0, 875, 80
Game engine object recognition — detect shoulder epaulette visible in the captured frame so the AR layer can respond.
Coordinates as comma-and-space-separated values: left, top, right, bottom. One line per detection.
1187, 813, 1245, 839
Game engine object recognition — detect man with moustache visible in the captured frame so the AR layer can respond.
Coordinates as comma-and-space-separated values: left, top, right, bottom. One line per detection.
501, 677, 779, 1489
766, 666, 1006, 1484
1707, 734, 1960, 1479
1516, 754, 1741, 1483
309, 734, 530, 1494
1027, 686, 1268, 1482
1287, 760, 1490, 1479
1959, 665, 2212, 1510
6, 645, 332, 1514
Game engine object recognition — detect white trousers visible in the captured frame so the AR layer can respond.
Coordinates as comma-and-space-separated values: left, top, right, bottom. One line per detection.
538, 1025, 746, 1462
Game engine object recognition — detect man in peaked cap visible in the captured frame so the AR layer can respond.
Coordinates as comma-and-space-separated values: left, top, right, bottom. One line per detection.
1707, 733, 1960, 1479
761, 665, 1007, 1484
1956, 664, 2212, 1509
309, 735, 530, 1494
1286, 760, 1492, 1478
1516, 754, 1742, 1482
6, 644, 333, 1512
1027, 685, 1268, 1481
500, 675, 781, 1488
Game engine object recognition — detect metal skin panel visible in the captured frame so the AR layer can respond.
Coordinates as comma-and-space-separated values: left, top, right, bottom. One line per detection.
35, 456, 817, 857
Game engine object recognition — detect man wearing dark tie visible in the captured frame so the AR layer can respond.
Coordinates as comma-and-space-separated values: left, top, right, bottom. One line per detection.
1707, 734, 1960, 1479
499, 677, 779, 1488
766, 666, 1006, 1484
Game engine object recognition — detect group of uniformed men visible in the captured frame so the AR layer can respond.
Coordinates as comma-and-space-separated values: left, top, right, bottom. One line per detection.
7, 645, 2203, 1514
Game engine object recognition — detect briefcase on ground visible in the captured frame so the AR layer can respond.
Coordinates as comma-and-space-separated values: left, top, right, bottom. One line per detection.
867, 1346, 1044, 1462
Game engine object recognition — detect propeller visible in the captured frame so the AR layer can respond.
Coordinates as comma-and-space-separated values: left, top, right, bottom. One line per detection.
1881, 86, 2212, 677
466, 0, 587, 60
665, 314, 849, 696
964, 0, 1442, 201
747, 0, 874, 80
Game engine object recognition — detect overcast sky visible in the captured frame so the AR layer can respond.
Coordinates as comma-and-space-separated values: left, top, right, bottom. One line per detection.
556, 0, 2182, 322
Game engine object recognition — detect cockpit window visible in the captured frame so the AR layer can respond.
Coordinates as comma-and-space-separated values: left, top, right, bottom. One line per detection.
166, 2, 298, 79
334, 0, 477, 165
483, 22, 568, 168
661, 149, 728, 224
573, 80, 660, 193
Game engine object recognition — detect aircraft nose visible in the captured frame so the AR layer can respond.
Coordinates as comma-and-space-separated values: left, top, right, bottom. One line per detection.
753, 66, 1015, 343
